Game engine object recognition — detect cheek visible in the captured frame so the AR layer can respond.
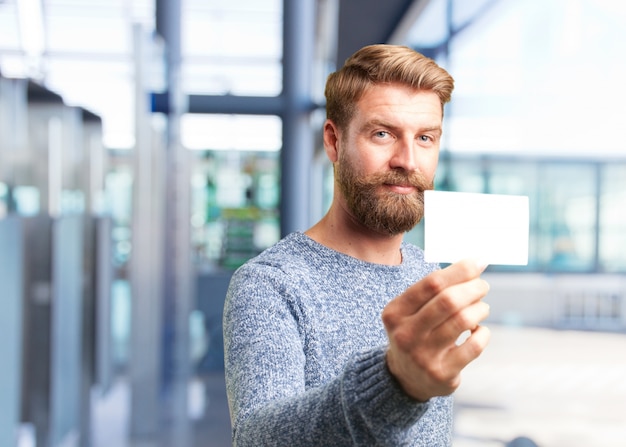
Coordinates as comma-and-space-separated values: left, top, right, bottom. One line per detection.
418, 152, 440, 180
341, 143, 372, 173
357, 146, 392, 172
426, 156, 439, 175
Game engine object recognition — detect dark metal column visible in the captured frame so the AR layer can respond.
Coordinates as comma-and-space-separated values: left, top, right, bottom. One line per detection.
280, 0, 317, 235
156, 0, 194, 445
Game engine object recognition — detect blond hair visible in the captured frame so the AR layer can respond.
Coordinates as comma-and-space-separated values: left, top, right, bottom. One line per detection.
325, 44, 454, 129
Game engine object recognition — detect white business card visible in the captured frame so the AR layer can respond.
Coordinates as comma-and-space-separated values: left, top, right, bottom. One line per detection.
424, 190, 529, 265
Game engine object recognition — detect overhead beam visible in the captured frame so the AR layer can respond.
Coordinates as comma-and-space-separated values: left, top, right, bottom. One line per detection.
151, 92, 290, 116
335, 0, 428, 66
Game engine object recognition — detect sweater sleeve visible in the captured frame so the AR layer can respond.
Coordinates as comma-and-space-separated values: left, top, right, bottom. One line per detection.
223, 263, 438, 446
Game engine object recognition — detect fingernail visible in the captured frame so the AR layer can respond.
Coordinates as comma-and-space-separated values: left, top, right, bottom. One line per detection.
473, 258, 488, 272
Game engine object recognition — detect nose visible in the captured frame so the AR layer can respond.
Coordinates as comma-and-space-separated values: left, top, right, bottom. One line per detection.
389, 137, 418, 172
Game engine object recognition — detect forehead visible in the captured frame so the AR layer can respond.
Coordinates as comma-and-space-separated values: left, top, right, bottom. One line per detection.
353, 83, 442, 125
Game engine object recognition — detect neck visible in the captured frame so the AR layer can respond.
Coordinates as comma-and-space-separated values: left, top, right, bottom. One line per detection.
305, 203, 405, 266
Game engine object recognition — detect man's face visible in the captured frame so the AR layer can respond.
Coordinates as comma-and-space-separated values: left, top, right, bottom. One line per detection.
331, 83, 443, 236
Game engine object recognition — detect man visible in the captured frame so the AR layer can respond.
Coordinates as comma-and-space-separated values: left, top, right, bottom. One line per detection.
223, 44, 490, 446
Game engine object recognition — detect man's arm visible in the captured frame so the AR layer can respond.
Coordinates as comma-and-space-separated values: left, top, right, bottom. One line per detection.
223, 264, 446, 446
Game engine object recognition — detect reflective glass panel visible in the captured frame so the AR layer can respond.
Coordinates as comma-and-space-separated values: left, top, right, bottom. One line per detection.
599, 163, 626, 272
536, 164, 597, 272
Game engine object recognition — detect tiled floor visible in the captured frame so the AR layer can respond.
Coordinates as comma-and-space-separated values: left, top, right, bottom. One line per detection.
193, 374, 232, 447
92, 373, 232, 447
92, 326, 626, 447
453, 326, 626, 447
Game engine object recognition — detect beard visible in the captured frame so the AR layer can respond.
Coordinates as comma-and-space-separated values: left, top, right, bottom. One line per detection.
335, 153, 434, 236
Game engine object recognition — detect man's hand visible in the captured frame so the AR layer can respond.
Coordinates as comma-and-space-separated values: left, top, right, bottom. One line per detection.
382, 259, 491, 402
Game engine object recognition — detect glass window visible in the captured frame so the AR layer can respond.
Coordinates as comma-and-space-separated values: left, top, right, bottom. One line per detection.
486, 160, 538, 271
190, 149, 280, 271
536, 163, 597, 272
0, 182, 7, 218
182, 0, 282, 97
599, 163, 626, 272
181, 114, 282, 152
105, 165, 134, 269
408, 0, 626, 160
438, 156, 486, 193
487, 160, 537, 196
432, 157, 608, 273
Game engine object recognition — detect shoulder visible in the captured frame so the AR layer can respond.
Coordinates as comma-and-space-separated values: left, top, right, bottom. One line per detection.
224, 233, 322, 329
227, 232, 319, 297
240, 232, 318, 275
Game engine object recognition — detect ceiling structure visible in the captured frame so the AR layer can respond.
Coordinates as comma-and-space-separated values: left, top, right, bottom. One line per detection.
335, 0, 431, 65
0, 0, 434, 148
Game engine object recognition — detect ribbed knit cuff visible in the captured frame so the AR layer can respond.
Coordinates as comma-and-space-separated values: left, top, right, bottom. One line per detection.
341, 346, 430, 438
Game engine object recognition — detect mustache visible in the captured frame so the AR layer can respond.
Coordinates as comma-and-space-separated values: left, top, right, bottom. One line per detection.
365, 170, 433, 191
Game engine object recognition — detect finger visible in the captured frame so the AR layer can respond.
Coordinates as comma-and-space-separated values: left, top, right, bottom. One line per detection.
446, 325, 491, 372
411, 277, 490, 332
392, 258, 488, 317
432, 300, 491, 347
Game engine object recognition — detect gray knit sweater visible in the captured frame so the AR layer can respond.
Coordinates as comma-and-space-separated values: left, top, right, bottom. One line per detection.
223, 232, 453, 446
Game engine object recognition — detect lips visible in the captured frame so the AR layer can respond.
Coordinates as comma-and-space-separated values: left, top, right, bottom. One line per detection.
384, 183, 417, 194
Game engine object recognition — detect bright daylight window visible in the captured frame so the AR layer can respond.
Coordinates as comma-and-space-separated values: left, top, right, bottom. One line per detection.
403, 2, 626, 446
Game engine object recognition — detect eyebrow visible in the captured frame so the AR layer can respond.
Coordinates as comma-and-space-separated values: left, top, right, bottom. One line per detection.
363, 119, 442, 136
420, 125, 443, 136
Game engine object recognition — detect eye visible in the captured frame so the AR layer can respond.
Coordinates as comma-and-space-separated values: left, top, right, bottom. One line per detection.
375, 130, 390, 139
418, 134, 432, 143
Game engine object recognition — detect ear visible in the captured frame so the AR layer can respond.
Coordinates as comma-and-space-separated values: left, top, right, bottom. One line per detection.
323, 119, 341, 163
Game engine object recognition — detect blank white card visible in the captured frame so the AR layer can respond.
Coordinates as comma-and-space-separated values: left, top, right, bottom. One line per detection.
424, 190, 529, 265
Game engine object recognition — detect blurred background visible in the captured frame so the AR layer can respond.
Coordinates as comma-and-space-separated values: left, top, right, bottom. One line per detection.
0, 0, 625, 446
